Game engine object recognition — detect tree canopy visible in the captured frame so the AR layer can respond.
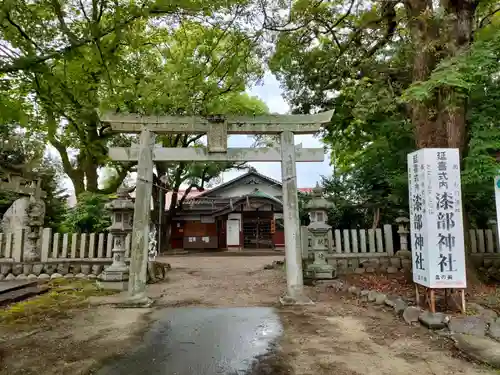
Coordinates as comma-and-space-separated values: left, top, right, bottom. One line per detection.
1, 0, 264, 198
266, 0, 500, 227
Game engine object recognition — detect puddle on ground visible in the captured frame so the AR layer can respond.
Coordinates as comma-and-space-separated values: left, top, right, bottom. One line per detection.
95, 307, 283, 375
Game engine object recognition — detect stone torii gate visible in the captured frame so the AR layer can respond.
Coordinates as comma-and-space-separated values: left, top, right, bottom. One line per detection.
101, 111, 333, 305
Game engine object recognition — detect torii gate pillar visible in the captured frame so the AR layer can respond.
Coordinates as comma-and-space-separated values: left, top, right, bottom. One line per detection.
128, 129, 155, 304
280, 130, 311, 304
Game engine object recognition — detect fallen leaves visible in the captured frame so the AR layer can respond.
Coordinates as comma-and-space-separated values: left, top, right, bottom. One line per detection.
343, 273, 414, 299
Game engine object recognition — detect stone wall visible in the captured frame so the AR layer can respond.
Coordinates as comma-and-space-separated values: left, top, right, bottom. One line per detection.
325, 255, 412, 275
0, 261, 112, 281
323, 253, 500, 276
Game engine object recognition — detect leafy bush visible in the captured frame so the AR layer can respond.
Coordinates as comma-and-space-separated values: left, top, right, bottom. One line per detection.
60, 193, 111, 233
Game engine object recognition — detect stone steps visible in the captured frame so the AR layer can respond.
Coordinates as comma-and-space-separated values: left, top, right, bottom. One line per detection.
0, 280, 49, 306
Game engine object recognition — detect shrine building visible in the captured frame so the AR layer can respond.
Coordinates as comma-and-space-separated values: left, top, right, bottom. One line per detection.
167, 170, 312, 251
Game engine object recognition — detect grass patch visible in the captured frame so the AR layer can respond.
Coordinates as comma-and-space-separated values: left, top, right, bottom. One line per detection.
0, 279, 117, 326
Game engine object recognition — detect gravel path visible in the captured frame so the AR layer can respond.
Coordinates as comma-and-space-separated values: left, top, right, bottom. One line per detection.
150, 254, 285, 307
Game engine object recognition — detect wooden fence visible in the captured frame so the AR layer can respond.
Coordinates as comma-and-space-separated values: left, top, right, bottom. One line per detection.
468, 228, 500, 254
0, 226, 498, 262
0, 228, 131, 262
301, 224, 395, 258
301, 225, 500, 258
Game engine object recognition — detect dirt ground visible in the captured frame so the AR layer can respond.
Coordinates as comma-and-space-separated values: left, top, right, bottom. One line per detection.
148, 254, 286, 306
154, 255, 496, 375
279, 295, 496, 375
0, 255, 497, 375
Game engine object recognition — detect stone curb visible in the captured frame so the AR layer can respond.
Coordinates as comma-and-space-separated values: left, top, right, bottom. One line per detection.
0, 263, 106, 278
0, 262, 171, 282
320, 279, 500, 369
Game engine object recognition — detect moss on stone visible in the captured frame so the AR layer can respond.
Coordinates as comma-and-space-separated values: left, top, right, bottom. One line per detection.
0, 279, 117, 326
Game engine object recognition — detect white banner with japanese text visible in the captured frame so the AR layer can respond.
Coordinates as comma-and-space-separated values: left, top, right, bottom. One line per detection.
408, 148, 466, 288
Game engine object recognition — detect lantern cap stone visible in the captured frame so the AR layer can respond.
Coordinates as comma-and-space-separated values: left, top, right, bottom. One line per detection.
117, 185, 135, 197
304, 182, 334, 211
106, 187, 135, 211
312, 182, 323, 197
396, 216, 410, 224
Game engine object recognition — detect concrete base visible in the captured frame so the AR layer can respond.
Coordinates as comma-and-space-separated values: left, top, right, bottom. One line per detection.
97, 279, 129, 291
279, 292, 314, 306
304, 264, 336, 280
97, 268, 129, 291
88, 292, 153, 308
116, 294, 154, 308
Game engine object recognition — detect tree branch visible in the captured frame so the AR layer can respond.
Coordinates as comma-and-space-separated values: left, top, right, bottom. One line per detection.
186, 134, 204, 146
50, 0, 81, 45
0, 5, 185, 73
46, 117, 75, 177
79, 0, 93, 25
479, 6, 500, 28
3, 13, 40, 52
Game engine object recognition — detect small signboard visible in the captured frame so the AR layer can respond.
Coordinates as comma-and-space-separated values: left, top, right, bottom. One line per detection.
407, 148, 466, 289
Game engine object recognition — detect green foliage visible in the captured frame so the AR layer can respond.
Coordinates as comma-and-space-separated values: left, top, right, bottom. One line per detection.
0, 122, 45, 176
268, 1, 500, 227
0, 190, 18, 217
298, 191, 311, 226
154, 91, 269, 230
36, 158, 69, 230
1, 0, 264, 197
60, 193, 111, 233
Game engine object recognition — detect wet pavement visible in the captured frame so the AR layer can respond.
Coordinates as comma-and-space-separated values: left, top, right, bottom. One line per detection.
95, 307, 283, 375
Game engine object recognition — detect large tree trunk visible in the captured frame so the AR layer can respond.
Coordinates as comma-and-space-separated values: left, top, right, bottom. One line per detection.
84, 163, 99, 193
162, 211, 174, 251
441, 0, 475, 152
70, 170, 86, 197
442, 0, 477, 284
404, 0, 448, 148
406, 0, 477, 284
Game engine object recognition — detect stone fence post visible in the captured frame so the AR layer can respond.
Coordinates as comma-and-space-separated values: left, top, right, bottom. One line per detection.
488, 219, 499, 252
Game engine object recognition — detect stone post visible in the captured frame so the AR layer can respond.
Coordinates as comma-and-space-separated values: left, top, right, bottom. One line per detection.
395, 216, 411, 258
303, 183, 336, 280
280, 130, 310, 304
98, 188, 134, 290
128, 129, 155, 305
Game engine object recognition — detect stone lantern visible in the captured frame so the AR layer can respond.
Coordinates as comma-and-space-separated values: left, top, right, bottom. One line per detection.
395, 215, 411, 258
98, 187, 134, 290
303, 183, 336, 279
